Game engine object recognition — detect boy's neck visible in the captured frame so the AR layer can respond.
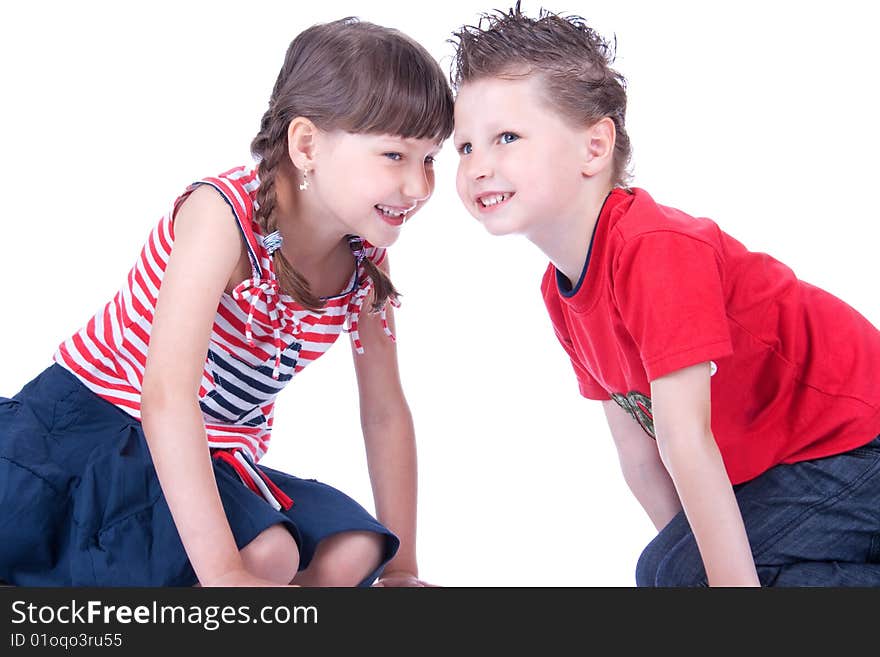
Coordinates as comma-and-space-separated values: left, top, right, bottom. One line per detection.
527, 182, 615, 290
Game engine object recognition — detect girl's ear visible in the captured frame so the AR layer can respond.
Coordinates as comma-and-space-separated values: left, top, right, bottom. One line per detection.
287, 117, 319, 169
581, 116, 616, 178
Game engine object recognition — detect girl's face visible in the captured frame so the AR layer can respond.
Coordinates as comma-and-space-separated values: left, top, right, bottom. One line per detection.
453, 75, 591, 240
309, 131, 441, 247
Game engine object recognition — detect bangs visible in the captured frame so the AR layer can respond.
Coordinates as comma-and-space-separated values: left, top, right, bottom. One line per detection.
335, 36, 454, 142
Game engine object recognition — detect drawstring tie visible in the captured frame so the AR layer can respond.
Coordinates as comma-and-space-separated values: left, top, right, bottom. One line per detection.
344, 282, 399, 354
212, 448, 294, 511
236, 231, 397, 371
229, 229, 302, 380
344, 235, 398, 353
232, 276, 300, 380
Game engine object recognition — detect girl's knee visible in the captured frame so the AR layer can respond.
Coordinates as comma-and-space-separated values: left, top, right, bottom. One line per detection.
295, 531, 384, 587
240, 523, 300, 584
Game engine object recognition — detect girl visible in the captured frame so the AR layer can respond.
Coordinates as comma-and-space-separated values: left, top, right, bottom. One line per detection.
0, 17, 453, 587
450, 6, 880, 586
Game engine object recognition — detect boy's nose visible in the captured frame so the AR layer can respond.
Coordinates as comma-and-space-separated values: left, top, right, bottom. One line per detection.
466, 152, 492, 181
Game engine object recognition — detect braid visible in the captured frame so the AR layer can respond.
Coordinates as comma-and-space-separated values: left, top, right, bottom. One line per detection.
252, 109, 324, 312
348, 237, 400, 313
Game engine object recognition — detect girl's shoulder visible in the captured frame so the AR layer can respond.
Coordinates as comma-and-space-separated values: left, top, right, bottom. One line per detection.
172, 165, 264, 275
174, 166, 259, 222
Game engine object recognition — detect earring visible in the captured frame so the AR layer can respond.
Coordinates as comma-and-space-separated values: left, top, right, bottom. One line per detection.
299, 169, 310, 191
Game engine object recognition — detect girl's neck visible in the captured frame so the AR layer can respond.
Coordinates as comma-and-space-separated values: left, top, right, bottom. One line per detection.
272, 167, 349, 267
268, 166, 358, 299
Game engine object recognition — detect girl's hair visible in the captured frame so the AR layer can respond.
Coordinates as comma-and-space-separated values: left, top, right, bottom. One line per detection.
251, 18, 454, 312
450, 3, 632, 187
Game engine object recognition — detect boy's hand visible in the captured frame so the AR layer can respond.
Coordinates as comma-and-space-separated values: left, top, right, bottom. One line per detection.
372, 571, 439, 587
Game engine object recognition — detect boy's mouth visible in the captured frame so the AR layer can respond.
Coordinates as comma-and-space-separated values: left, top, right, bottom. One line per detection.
475, 192, 514, 212
375, 203, 416, 226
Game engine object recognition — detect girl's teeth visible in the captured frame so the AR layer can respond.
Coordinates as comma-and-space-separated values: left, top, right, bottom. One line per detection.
376, 205, 407, 217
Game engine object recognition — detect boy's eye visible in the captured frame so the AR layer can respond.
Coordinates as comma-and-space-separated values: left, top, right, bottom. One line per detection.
500, 132, 519, 144
384, 152, 403, 161
424, 155, 436, 166
457, 143, 472, 155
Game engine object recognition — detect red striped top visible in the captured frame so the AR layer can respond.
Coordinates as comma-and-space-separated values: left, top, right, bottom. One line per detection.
54, 165, 388, 462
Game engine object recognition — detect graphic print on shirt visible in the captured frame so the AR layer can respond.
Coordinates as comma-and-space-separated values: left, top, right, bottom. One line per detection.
609, 363, 717, 440
201, 340, 301, 427
611, 390, 655, 439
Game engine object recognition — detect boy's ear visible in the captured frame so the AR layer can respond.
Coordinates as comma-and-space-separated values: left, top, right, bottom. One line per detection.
287, 117, 319, 169
581, 117, 616, 178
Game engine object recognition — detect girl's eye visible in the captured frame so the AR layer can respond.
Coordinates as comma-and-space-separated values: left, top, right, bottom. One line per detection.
384, 152, 403, 161
500, 132, 519, 144
424, 155, 436, 166
458, 143, 472, 155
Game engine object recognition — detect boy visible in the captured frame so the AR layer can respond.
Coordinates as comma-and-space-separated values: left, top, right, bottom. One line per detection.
450, 6, 880, 586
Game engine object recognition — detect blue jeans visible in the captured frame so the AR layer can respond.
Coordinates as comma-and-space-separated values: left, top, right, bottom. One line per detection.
636, 434, 880, 586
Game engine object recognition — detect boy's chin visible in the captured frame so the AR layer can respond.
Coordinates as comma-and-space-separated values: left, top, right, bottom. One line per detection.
478, 213, 523, 238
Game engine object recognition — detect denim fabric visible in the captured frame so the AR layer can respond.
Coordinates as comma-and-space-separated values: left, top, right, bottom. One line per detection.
0, 364, 398, 586
636, 434, 880, 586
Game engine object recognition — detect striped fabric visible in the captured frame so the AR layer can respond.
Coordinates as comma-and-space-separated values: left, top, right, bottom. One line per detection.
54, 165, 388, 463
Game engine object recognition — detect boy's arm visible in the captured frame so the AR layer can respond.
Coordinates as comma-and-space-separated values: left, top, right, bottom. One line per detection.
650, 361, 760, 587
602, 399, 682, 531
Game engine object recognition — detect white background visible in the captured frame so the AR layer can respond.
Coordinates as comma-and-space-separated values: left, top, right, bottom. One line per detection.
1, 0, 877, 586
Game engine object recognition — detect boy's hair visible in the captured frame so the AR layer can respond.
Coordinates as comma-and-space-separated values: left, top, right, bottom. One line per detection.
450, 3, 632, 187
251, 18, 454, 312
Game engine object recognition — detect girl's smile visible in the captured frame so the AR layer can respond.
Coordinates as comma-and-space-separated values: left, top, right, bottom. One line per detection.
374, 202, 417, 226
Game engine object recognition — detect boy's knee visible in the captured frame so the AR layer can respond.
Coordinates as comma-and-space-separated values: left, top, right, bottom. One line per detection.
635, 542, 662, 587
637, 536, 706, 587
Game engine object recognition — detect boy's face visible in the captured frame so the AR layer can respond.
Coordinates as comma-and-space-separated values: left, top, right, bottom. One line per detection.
454, 74, 591, 239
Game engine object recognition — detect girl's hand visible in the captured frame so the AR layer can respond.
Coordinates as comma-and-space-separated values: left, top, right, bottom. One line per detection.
202, 568, 299, 588
372, 571, 439, 587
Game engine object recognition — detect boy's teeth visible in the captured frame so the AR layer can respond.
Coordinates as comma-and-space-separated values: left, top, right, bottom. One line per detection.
480, 194, 508, 207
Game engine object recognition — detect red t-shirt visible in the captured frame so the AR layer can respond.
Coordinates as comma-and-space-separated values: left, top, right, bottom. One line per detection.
542, 187, 880, 484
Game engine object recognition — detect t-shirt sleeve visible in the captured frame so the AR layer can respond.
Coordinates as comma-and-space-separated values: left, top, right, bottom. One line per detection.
613, 231, 733, 381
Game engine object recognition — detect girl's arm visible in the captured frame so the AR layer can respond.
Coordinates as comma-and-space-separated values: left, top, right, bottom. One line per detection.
350, 256, 426, 586
602, 399, 682, 531
649, 362, 760, 587
141, 185, 286, 587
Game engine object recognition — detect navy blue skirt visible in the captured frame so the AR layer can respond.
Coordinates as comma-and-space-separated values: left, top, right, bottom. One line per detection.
0, 364, 398, 586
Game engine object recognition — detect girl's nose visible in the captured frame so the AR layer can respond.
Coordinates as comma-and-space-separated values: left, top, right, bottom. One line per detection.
404, 166, 431, 201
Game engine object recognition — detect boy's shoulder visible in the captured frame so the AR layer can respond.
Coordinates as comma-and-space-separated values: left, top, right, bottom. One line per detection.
540, 187, 731, 308
610, 188, 724, 251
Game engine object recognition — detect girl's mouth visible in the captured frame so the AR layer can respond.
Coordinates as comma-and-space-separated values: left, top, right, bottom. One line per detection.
375, 204, 413, 226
